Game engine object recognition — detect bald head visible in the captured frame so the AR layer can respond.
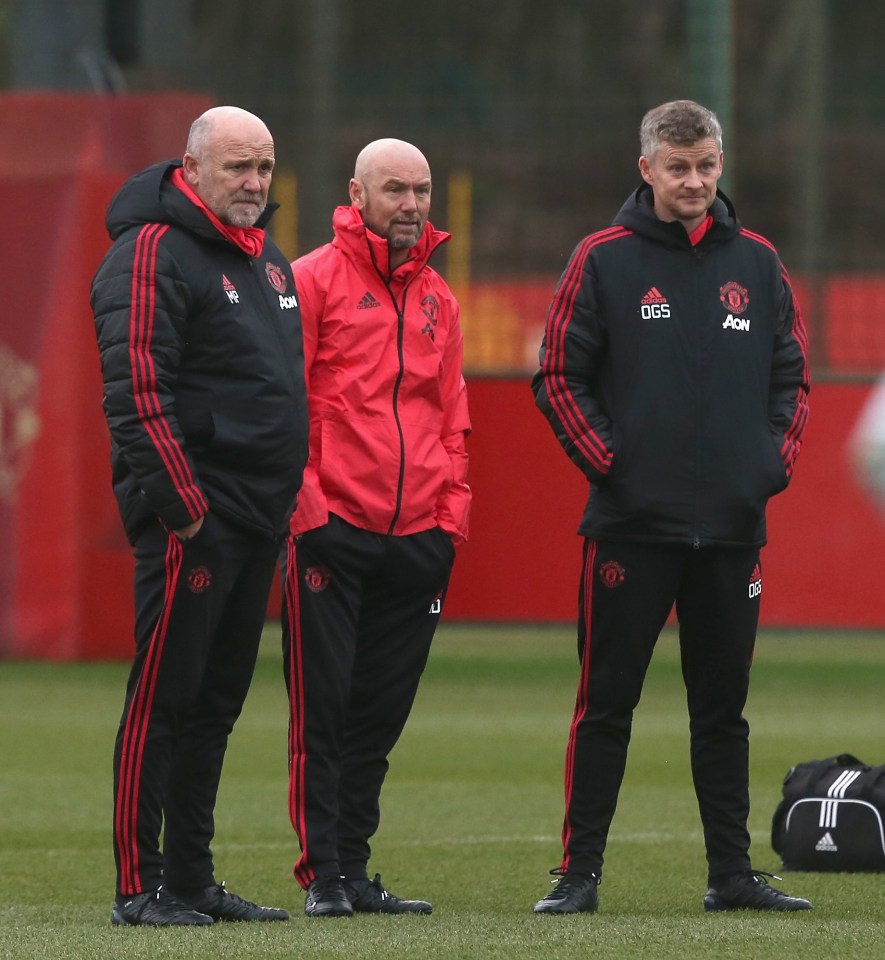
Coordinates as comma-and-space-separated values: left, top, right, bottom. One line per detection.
186, 106, 272, 160
182, 106, 275, 227
350, 139, 432, 266
353, 138, 430, 182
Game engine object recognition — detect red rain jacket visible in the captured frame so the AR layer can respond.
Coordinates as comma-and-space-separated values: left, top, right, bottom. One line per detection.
291, 205, 471, 544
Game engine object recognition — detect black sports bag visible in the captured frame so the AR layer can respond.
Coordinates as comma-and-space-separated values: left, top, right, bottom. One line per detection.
771, 754, 885, 871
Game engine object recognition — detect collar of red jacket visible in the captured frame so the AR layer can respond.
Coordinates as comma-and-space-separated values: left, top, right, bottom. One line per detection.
331, 204, 450, 280
170, 167, 266, 257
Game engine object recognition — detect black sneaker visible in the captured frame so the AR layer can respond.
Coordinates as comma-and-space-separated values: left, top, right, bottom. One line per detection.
111, 886, 214, 926
171, 882, 289, 922
704, 871, 813, 912
304, 877, 354, 917
343, 873, 432, 914
533, 870, 600, 914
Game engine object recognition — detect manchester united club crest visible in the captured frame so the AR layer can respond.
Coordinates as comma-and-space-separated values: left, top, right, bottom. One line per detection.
421, 295, 439, 324
187, 566, 213, 594
265, 261, 288, 294
420, 295, 440, 340
719, 281, 750, 315
599, 560, 626, 589
304, 566, 331, 593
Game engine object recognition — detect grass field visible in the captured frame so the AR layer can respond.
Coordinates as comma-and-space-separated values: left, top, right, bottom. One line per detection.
1, 623, 884, 959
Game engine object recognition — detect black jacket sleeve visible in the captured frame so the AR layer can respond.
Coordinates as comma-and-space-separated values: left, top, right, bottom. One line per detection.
531, 240, 614, 485
91, 225, 209, 531
768, 267, 810, 479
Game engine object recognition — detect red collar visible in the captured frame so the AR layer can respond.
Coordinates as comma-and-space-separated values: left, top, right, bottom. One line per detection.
171, 167, 265, 257
331, 204, 449, 281
688, 214, 714, 246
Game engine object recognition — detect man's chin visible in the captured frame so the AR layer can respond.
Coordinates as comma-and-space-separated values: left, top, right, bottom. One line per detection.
679, 198, 711, 214
226, 213, 261, 228
389, 227, 422, 249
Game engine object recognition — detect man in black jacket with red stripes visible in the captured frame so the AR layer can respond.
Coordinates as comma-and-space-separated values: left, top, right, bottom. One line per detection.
91, 106, 308, 926
531, 100, 812, 915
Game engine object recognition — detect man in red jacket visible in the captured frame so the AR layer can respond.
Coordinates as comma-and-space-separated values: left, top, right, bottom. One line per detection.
283, 139, 471, 917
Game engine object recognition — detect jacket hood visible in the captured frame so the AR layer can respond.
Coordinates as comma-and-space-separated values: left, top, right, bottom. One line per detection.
104, 159, 277, 242
612, 182, 741, 249
330, 204, 450, 280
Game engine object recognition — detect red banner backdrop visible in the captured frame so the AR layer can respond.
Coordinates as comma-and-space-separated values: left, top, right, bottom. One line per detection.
0, 93, 212, 658
444, 378, 885, 628
2, 94, 885, 659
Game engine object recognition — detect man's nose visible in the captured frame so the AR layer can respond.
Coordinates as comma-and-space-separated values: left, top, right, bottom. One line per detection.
243, 170, 262, 193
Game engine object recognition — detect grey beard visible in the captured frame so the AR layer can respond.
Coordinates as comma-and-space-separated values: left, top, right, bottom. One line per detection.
387, 233, 418, 249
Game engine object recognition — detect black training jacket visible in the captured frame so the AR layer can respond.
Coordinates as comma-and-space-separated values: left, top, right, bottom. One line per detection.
532, 184, 810, 548
91, 160, 309, 542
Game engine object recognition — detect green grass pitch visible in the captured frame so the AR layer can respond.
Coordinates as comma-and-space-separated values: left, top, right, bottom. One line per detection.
1, 623, 884, 959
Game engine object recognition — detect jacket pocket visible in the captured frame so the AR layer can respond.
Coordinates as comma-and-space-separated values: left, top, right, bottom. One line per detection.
766, 433, 790, 496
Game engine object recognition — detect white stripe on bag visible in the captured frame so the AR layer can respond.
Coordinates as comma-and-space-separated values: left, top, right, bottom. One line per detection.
828, 770, 861, 799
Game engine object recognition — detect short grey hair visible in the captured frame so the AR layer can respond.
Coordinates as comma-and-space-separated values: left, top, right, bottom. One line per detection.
185, 115, 213, 160
639, 100, 722, 158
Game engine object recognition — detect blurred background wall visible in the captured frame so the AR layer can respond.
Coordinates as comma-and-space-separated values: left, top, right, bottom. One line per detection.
2, 0, 885, 657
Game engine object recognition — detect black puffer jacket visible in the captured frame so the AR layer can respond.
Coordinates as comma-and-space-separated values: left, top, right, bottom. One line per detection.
91, 160, 308, 542
532, 184, 810, 548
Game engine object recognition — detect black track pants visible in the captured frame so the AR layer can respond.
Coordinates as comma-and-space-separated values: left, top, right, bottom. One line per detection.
113, 513, 278, 896
559, 540, 761, 882
282, 514, 455, 888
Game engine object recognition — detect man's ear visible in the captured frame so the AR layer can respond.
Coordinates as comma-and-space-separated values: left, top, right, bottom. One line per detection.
182, 153, 200, 186
638, 155, 654, 187
349, 177, 365, 209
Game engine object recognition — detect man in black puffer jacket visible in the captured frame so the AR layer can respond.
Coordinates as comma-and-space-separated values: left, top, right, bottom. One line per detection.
531, 100, 811, 916
91, 105, 308, 927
